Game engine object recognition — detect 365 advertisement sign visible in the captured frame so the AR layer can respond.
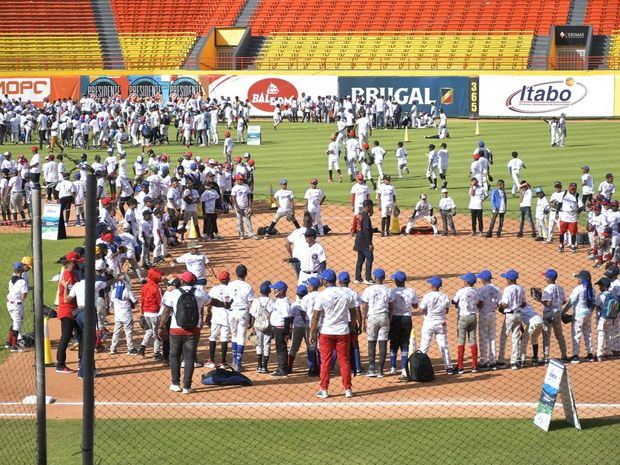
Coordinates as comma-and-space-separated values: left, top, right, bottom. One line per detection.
207, 75, 338, 116
479, 75, 614, 117
338, 77, 470, 116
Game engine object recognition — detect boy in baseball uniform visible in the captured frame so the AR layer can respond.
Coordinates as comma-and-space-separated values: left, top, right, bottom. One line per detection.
519, 304, 544, 367
388, 271, 418, 378
228, 264, 255, 371
205, 270, 232, 369
438, 188, 457, 236
437, 143, 449, 189
360, 143, 377, 189
394, 141, 409, 178
594, 277, 616, 361
476, 270, 501, 370
371, 141, 386, 181
426, 144, 439, 190
375, 175, 396, 237
506, 151, 525, 197
249, 281, 274, 373
265, 179, 301, 239
534, 188, 549, 241
565, 270, 595, 363
534, 269, 569, 363
231, 174, 258, 240
405, 193, 438, 236
6, 262, 28, 352
546, 181, 564, 242
304, 178, 326, 235
325, 134, 343, 183
581, 165, 594, 206
338, 271, 364, 375
109, 273, 138, 356
452, 273, 481, 374
470, 153, 490, 192
345, 131, 360, 181
497, 269, 526, 370
296, 228, 327, 285
598, 173, 615, 201
419, 276, 454, 374
361, 269, 394, 378
350, 174, 370, 230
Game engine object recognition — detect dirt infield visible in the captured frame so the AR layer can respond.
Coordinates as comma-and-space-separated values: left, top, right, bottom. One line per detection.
1, 202, 619, 420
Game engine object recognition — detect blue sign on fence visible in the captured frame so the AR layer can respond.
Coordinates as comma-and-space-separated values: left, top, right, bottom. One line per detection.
338, 76, 471, 116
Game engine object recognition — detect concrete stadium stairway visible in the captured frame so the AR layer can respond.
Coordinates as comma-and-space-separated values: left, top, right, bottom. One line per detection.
235, 0, 260, 27
568, 0, 589, 25
528, 35, 550, 69
91, 0, 125, 69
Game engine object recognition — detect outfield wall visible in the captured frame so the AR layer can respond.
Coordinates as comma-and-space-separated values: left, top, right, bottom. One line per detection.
0, 72, 619, 118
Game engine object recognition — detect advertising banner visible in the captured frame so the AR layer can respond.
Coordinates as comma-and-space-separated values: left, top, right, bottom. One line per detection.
0, 76, 80, 103
42, 203, 62, 240
479, 75, 614, 117
533, 359, 581, 432
247, 125, 262, 145
338, 76, 470, 116
208, 75, 338, 116
554, 26, 590, 46
82, 75, 207, 102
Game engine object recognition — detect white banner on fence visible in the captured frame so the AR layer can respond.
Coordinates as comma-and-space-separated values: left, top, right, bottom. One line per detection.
208, 75, 338, 116
479, 75, 614, 117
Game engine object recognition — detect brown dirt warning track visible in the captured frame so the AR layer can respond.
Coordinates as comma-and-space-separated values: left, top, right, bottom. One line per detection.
1, 202, 619, 421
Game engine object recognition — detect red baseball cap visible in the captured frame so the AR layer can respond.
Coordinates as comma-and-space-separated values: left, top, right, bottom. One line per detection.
184, 151, 192, 158
310, 178, 318, 185
65, 251, 84, 263
362, 142, 369, 150
235, 174, 245, 181
101, 197, 112, 206
30, 146, 38, 152
178, 271, 196, 284
217, 270, 230, 281
101, 233, 114, 242
356, 174, 365, 181
234, 156, 242, 163
247, 160, 255, 167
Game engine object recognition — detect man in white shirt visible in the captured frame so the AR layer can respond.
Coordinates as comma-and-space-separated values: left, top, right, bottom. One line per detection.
557, 182, 584, 253
497, 269, 526, 370
56, 172, 76, 227
581, 165, 594, 206
438, 188, 457, 236
265, 178, 300, 238
345, 132, 360, 182
468, 178, 488, 236
546, 181, 564, 243
350, 174, 370, 217
172, 243, 210, 287
405, 193, 438, 236
325, 134, 343, 183
426, 144, 440, 190
296, 228, 326, 285
507, 151, 526, 197
42, 154, 59, 202
437, 143, 449, 189
361, 269, 394, 378
376, 175, 396, 237
310, 269, 357, 399
517, 181, 536, 238
598, 173, 615, 201
109, 274, 138, 356
231, 174, 257, 240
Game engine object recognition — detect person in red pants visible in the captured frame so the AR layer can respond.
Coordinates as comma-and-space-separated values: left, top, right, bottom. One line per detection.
310, 269, 358, 399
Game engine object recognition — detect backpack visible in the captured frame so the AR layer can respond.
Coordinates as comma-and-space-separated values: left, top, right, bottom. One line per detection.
162, 114, 171, 126
175, 287, 199, 331
253, 299, 271, 333
406, 351, 435, 382
600, 291, 620, 320
363, 150, 374, 166
201, 368, 252, 386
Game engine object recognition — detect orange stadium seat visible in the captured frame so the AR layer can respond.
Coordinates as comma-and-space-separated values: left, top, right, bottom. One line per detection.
585, 0, 620, 35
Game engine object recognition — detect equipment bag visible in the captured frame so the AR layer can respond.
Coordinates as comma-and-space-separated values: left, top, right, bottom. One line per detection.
201, 368, 252, 386
406, 351, 435, 382
600, 291, 620, 320
175, 288, 199, 331
253, 300, 271, 333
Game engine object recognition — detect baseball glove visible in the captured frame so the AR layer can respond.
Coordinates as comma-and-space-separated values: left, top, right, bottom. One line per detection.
530, 287, 543, 301
139, 315, 148, 330
392, 205, 400, 217
549, 200, 559, 210
561, 312, 574, 324
488, 174, 494, 182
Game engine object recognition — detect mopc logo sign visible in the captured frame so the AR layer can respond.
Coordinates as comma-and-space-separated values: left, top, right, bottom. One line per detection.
247, 78, 298, 112
506, 77, 587, 114
0, 78, 50, 102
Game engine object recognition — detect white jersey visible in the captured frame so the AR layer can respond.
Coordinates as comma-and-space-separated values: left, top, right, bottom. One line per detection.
175, 253, 209, 281
304, 188, 324, 213
507, 158, 524, 173
371, 146, 385, 164
453, 287, 480, 316
351, 183, 369, 209
228, 280, 255, 313
376, 184, 396, 206
361, 284, 393, 315
274, 188, 294, 213
314, 286, 355, 335
420, 291, 450, 323
478, 284, 501, 315
389, 287, 418, 317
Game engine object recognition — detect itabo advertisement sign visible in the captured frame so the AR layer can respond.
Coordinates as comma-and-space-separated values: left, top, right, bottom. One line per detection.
338, 77, 471, 116
479, 75, 614, 117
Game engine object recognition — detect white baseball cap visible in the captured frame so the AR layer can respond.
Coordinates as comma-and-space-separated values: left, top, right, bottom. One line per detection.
441, 188, 448, 194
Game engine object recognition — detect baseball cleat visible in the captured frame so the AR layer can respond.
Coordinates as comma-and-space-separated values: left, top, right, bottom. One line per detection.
315, 390, 329, 399
344, 389, 354, 398
182, 388, 192, 395
169, 384, 182, 392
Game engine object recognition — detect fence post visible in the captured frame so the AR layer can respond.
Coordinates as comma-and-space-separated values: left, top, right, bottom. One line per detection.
32, 182, 47, 465
82, 173, 97, 465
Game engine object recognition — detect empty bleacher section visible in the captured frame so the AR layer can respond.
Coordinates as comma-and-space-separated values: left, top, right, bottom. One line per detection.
0, 1, 103, 70
256, 32, 533, 71
608, 33, 620, 68
110, 0, 245, 69
249, 0, 569, 35
585, 0, 620, 35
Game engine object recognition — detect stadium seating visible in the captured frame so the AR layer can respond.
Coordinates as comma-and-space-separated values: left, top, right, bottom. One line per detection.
0, 1, 103, 70
249, 0, 568, 36
110, 0, 245, 69
585, 1, 620, 35
256, 32, 534, 70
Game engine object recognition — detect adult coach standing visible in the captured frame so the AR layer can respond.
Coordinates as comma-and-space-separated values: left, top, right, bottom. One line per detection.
354, 199, 375, 284
310, 269, 357, 399
557, 182, 584, 253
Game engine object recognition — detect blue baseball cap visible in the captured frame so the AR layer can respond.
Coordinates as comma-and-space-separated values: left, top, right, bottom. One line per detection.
337, 271, 350, 283
306, 277, 321, 289
297, 284, 308, 297
270, 281, 288, 292
460, 273, 477, 285
74, 172, 81, 180
372, 268, 385, 279
427, 276, 442, 288
477, 270, 493, 281
319, 269, 337, 282
501, 269, 519, 281
542, 269, 558, 280
13, 262, 24, 272
478, 141, 485, 147
190, 163, 197, 170
259, 280, 272, 295
392, 271, 406, 282
280, 178, 288, 185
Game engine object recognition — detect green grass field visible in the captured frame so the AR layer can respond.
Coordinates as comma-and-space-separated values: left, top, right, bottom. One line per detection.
1, 120, 619, 464
2, 417, 619, 464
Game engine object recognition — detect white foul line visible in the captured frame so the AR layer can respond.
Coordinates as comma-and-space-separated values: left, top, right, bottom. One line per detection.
0, 413, 36, 417
1, 400, 617, 409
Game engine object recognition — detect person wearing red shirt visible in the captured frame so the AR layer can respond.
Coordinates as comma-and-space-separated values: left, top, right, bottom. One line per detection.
139, 268, 163, 359
56, 251, 83, 373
